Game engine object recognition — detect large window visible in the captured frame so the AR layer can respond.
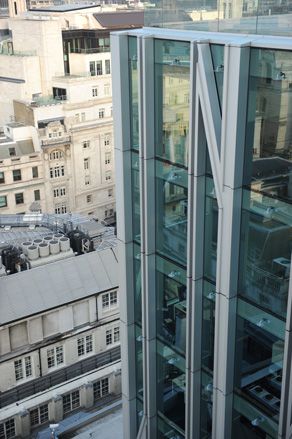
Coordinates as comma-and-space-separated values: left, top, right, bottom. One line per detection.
30, 404, 49, 427
105, 326, 120, 346
50, 166, 65, 178
14, 356, 32, 381
77, 334, 93, 356
47, 346, 64, 368
0, 419, 15, 439
62, 390, 80, 414
102, 291, 118, 310
49, 150, 63, 161
93, 378, 109, 401
0, 171, 5, 184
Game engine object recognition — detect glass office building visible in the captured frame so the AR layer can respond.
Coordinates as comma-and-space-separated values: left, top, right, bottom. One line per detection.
112, 22, 292, 439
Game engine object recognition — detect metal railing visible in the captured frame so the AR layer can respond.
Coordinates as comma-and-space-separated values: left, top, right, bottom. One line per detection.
70, 47, 110, 54
0, 346, 121, 408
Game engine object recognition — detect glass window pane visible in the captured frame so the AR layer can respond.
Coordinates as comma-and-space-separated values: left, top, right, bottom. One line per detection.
154, 39, 190, 167
156, 340, 186, 432
155, 161, 188, 266
156, 255, 186, 355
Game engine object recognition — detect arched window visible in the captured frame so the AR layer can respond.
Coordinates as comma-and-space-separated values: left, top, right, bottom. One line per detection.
49, 150, 64, 161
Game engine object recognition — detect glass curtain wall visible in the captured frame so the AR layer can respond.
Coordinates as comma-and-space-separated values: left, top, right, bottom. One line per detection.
232, 48, 292, 438
129, 36, 143, 433
200, 44, 222, 438
154, 39, 190, 438
144, 0, 292, 37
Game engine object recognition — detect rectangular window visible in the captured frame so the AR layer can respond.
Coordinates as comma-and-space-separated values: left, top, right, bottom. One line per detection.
14, 356, 32, 381
93, 377, 109, 401
53, 189, 59, 198
114, 326, 120, 343
0, 171, 5, 184
54, 205, 67, 214
12, 169, 21, 181
47, 346, 64, 368
105, 152, 111, 165
77, 334, 93, 357
105, 59, 111, 75
62, 390, 80, 414
96, 60, 102, 75
75, 113, 80, 123
30, 404, 49, 427
106, 329, 112, 345
104, 84, 110, 96
83, 141, 90, 149
105, 171, 111, 181
81, 112, 85, 122
89, 61, 96, 76
85, 175, 90, 186
84, 158, 89, 170
108, 189, 113, 197
34, 190, 40, 201
99, 108, 105, 119
15, 192, 24, 205
32, 166, 38, 178
104, 134, 110, 146
102, 291, 118, 310
92, 87, 98, 97
0, 419, 15, 439
0, 196, 7, 208
50, 166, 65, 179
9, 147, 16, 157
87, 194, 92, 203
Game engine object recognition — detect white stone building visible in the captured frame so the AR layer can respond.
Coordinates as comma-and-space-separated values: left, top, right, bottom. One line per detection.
0, 240, 121, 438
0, 5, 142, 220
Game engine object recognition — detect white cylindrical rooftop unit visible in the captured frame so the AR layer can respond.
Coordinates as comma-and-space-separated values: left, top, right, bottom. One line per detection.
54, 233, 63, 240
27, 245, 39, 261
39, 242, 50, 257
43, 235, 53, 242
49, 240, 60, 255
34, 239, 43, 245
59, 237, 70, 252
21, 241, 32, 255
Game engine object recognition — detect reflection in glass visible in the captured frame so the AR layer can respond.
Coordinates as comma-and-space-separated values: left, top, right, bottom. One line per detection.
157, 340, 186, 433
245, 48, 292, 205
204, 178, 218, 283
132, 152, 140, 243
154, 39, 190, 167
133, 243, 142, 325
239, 189, 291, 318
136, 397, 144, 433
135, 325, 143, 400
210, 45, 224, 111
155, 161, 188, 266
233, 299, 285, 437
129, 36, 139, 151
144, 0, 292, 37
156, 255, 187, 355
158, 414, 184, 439
201, 371, 213, 439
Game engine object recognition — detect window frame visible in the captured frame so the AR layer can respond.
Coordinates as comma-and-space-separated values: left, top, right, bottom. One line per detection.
12, 169, 21, 182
